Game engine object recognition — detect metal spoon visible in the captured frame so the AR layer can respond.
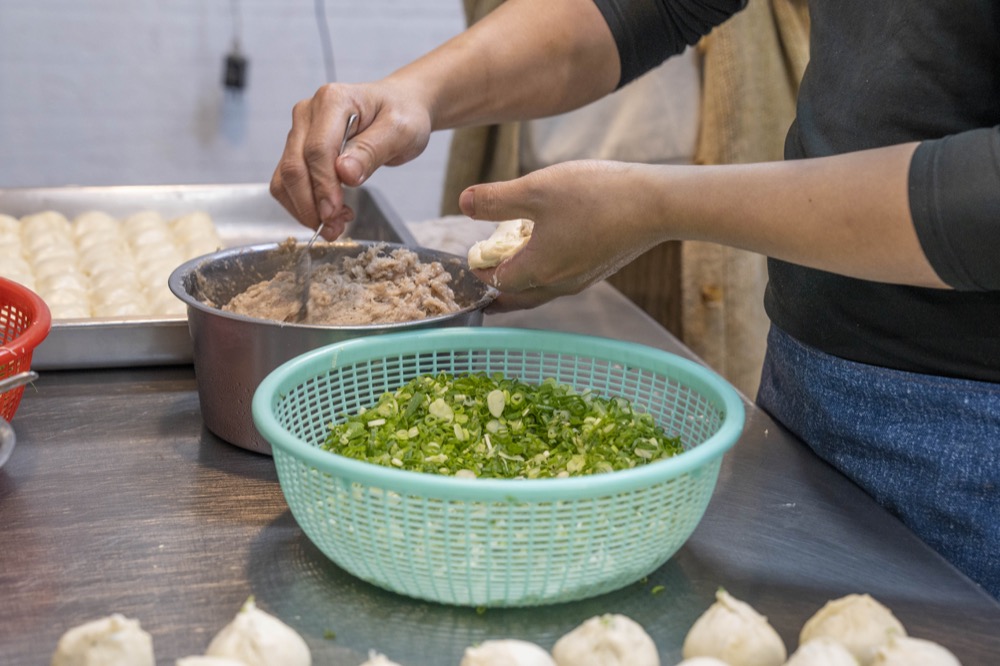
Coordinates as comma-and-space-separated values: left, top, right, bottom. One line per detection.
295, 112, 359, 321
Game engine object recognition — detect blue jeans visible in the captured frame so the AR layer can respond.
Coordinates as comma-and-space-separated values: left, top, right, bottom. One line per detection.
756, 325, 1000, 599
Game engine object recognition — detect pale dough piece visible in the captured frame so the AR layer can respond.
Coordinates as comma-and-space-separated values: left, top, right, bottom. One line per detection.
51, 614, 154, 666
467, 218, 534, 269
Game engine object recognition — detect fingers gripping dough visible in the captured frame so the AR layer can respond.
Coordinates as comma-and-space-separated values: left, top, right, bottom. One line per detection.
467, 218, 534, 269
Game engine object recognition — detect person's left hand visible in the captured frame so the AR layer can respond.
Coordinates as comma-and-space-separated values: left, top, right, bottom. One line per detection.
459, 160, 669, 313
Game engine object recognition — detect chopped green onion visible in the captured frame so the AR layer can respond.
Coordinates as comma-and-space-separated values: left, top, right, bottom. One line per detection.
320, 372, 683, 479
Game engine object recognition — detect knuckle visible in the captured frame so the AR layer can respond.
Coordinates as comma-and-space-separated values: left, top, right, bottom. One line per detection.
277, 159, 307, 188
302, 143, 331, 173
291, 98, 311, 120
268, 175, 283, 200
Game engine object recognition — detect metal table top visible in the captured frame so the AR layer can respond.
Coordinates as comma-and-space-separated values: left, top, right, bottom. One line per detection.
2, 282, 998, 665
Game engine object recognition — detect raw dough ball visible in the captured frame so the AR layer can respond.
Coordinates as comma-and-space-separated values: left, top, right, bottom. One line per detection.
51, 613, 154, 666
552, 613, 659, 666
682, 589, 786, 666
871, 635, 960, 666
785, 637, 859, 665
460, 639, 556, 666
206, 597, 311, 666
359, 651, 403, 666
74, 211, 121, 238
675, 659, 731, 666
175, 658, 248, 666
467, 218, 534, 269
799, 594, 905, 666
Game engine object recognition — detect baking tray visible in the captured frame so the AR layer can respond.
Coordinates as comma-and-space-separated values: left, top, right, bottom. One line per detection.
0, 183, 417, 370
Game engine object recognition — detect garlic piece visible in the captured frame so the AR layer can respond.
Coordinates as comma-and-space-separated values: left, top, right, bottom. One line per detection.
360, 651, 403, 666
51, 613, 155, 666
205, 597, 310, 666
552, 613, 659, 666
871, 635, 960, 666
682, 589, 786, 666
467, 218, 534, 269
460, 639, 556, 666
785, 637, 859, 666
799, 594, 905, 666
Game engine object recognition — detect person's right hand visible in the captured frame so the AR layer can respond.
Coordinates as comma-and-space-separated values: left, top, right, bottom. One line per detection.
270, 79, 434, 240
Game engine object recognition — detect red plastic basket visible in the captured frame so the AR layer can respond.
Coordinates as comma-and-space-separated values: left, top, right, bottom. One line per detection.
0, 277, 51, 421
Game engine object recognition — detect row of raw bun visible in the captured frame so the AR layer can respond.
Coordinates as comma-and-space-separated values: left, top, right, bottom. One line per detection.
0, 209, 221, 319
47, 590, 964, 666
679, 589, 961, 666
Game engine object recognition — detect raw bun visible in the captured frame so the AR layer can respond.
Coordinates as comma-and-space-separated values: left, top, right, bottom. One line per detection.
552, 613, 659, 666
359, 652, 403, 666
871, 635, 960, 666
785, 637, 859, 665
799, 594, 905, 666
467, 218, 534, 269
682, 589, 786, 666
51, 613, 155, 666
460, 638, 556, 666
205, 597, 310, 666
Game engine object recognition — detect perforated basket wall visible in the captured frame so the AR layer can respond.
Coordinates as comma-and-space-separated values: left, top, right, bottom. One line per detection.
0, 278, 51, 421
253, 328, 744, 607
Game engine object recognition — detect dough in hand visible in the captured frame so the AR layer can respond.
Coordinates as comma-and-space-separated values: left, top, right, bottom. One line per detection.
467, 219, 534, 269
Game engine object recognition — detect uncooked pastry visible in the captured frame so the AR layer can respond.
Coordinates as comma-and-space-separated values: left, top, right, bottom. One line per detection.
467, 218, 534, 269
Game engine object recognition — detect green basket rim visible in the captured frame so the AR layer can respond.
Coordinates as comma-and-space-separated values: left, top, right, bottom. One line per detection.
252, 327, 745, 502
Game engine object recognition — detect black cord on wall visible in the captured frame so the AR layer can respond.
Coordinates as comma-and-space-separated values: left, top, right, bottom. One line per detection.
223, 0, 248, 90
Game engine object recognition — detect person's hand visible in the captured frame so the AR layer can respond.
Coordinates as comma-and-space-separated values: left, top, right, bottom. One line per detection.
459, 160, 668, 313
270, 79, 433, 240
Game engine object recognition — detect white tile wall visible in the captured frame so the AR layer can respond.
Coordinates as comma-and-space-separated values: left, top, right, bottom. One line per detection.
0, 0, 464, 222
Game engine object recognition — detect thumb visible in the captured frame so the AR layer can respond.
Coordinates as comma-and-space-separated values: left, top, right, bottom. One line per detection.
458, 179, 533, 222
336, 116, 429, 187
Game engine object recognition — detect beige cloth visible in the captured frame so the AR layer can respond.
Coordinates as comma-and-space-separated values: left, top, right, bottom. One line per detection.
440, 0, 810, 396
682, 0, 810, 395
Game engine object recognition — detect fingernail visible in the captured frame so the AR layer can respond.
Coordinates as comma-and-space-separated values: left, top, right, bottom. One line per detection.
459, 188, 475, 216
318, 198, 334, 222
340, 156, 365, 185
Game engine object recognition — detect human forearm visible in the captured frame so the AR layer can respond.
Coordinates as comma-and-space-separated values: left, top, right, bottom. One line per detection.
387, 0, 620, 131
644, 142, 947, 288
459, 143, 948, 312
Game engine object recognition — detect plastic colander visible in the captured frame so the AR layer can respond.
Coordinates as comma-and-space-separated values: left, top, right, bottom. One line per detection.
252, 327, 745, 607
0, 278, 51, 421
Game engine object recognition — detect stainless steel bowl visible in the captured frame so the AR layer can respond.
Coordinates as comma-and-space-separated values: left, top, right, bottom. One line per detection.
0, 419, 14, 470
169, 240, 495, 454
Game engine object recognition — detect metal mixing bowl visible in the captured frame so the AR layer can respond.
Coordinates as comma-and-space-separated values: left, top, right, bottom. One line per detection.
169, 240, 495, 454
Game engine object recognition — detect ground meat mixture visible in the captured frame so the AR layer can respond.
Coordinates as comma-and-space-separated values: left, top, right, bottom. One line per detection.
222, 244, 462, 325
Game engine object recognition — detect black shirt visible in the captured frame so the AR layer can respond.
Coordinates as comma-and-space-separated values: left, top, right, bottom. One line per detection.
593, 0, 1000, 382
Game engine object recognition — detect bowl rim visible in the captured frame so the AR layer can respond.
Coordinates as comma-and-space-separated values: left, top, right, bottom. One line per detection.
167, 240, 497, 329
252, 327, 746, 502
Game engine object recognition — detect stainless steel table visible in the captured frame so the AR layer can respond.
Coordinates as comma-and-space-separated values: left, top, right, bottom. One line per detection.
2, 283, 998, 666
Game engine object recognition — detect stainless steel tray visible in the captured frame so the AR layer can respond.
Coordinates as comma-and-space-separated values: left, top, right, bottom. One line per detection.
0, 183, 417, 370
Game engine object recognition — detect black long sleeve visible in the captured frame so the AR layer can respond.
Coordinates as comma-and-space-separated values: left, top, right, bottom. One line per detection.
592, 0, 747, 87
592, 0, 1000, 382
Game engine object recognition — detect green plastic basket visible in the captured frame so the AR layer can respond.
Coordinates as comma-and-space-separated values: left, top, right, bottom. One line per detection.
252, 328, 745, 607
